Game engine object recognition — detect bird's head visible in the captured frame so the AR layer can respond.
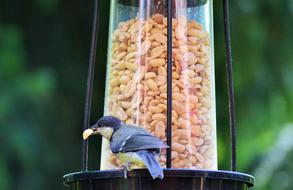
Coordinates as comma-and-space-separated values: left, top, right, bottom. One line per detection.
83, 116, 122, 140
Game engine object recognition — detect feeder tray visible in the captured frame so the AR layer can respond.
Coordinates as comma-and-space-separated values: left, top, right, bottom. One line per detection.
64, 169, 254, 190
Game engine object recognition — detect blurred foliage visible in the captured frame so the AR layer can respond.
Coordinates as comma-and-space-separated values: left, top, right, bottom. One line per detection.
0, 0, 292, 189
254, 125, 293, 190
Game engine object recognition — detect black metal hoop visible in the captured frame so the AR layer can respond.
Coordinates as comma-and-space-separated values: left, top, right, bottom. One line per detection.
223, 0, 237, 171
82, 0, 100, 171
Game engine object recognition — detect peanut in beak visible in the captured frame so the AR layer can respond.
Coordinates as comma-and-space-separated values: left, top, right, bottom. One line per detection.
83, 129, 94, 140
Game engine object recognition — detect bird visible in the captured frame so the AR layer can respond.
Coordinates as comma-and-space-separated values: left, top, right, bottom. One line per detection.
83, 115, 168, 179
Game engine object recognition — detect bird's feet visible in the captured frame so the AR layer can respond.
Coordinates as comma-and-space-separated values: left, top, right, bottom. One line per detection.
123, 162, 131, 179
123, 167, 127, 179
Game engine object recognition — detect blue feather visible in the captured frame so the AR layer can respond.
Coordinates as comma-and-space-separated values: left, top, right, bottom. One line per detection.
136, 150, 164, 179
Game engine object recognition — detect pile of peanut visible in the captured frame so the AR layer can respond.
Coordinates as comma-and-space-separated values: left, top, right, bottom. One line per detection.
103, 14, 216, 170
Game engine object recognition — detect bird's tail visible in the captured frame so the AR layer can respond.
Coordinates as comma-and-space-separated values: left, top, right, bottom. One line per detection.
136, 150, 164, 180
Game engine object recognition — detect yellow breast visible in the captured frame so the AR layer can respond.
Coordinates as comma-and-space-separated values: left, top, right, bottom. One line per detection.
116, 152, 146, 168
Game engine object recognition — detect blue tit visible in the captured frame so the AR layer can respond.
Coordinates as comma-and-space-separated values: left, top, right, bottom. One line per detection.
83, 116, 168, 179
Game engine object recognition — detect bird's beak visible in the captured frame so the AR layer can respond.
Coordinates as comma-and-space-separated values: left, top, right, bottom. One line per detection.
83, 124, 99, 140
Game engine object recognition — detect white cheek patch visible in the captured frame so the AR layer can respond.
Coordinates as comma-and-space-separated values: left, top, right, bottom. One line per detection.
99, 127, 114, 140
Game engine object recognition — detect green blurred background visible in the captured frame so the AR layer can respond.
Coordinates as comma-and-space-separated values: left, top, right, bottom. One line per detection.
1, 0, 293, 189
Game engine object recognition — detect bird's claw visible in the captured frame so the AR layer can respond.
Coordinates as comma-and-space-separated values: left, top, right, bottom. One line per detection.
123, 162, 131, 179
123, 168, 128, 179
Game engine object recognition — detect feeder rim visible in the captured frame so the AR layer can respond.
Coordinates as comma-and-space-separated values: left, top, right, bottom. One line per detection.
63, 169, 254, 187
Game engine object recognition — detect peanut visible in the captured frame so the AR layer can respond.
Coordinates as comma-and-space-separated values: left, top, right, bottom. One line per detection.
151, 46, 165, 59
148, 106, 163, 113
147, 79, 158, 91
155, 121, 166, 138
173, 101, 186, 115
172, 143, 186, 153
150, 59, 165, 67
174, 129, 190, 139
151, 33, 167, 44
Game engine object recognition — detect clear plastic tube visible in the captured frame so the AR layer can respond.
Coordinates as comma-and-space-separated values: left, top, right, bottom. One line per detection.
102, 0, 217, 170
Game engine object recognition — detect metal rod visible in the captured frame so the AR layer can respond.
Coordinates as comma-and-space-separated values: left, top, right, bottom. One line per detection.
82, 0, 100, 171
223, 0, 237, 171
166, 0, 173, 169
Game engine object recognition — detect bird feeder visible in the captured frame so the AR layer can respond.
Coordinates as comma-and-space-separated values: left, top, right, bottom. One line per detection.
64, 0, 255, 189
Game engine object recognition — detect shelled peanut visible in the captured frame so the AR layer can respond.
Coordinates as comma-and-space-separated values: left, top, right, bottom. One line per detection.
104, 14, 216, 170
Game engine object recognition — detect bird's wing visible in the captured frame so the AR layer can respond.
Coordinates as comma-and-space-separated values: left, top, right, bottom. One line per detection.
110, 125, 168, 153
122, 133, 168, 152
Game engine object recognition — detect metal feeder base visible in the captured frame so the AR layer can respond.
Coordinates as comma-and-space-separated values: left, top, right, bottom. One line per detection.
63, 169, 254, 190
